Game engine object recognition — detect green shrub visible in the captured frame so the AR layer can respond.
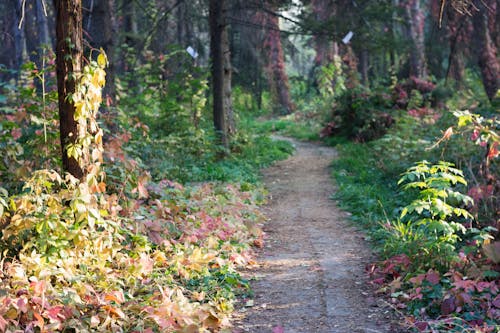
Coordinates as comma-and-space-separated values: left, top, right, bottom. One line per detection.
321, 87, 394, 142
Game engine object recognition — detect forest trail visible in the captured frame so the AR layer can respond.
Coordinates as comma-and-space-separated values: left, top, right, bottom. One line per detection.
234, 138, 401, 333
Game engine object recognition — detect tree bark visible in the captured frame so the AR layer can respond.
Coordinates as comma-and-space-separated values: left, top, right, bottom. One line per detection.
473, 0, 499, 102
36, 0, 51, 47
311, 0, 337, 68
403, 0, 427, 78
359, 48, 369, 85
13, 0, 28, 68
209, 0, 232, 149
262, 8, 295, 115
53, 0, 85, 179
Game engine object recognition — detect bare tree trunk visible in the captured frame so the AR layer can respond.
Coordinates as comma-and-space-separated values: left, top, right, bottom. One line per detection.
403, 0, 427, 78
36, 0, 51, 47
222, 18, 235, 136
54, 0, 85, 179
83, 0, 116, 100
311, 0, 337, 68
0, 2, 16, 71
263, 9, 295, 115
123, 0, 138, 47
13, 0, 28, 68
209, 0, 232, 150
359, 48, 369, 85
473, 0, 499, 102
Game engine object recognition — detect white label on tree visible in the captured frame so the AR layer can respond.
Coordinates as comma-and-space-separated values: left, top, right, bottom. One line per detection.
342, 31, 353, 44
186, 46, 199, 59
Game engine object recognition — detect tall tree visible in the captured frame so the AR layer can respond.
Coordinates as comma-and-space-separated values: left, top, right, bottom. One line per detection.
248, 2, 295, 114
209, 0, 234, 150
472, 0, 499, 102
53, 0, 85, 178
311, 0, 337, 69
36, 0, 51, 48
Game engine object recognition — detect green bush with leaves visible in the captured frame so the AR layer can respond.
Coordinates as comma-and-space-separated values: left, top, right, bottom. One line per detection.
384, 161, 475, 270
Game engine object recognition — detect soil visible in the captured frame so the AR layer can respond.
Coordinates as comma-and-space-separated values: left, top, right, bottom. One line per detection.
233, 137, 404, 333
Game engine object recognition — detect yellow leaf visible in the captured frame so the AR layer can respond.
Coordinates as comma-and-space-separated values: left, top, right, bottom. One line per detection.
97, 51, 108, 68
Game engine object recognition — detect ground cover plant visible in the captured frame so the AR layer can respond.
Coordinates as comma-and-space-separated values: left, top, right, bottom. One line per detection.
325, 77, 500, 332
0, 53, 291, 332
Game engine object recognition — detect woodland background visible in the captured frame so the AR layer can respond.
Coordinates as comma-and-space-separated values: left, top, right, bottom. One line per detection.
0, 0, 498, 332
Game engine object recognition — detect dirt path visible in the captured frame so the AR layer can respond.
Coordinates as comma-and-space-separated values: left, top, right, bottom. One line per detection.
234, 138, 401, 333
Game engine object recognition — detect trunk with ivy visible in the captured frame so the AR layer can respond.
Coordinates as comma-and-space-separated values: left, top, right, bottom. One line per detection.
53, 0, 85, 179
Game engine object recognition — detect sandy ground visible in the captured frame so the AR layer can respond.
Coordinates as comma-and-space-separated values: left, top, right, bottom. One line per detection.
233, 138, 403, 333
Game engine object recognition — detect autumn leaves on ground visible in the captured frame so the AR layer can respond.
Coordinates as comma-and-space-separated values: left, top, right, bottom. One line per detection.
0, 0, 499, 332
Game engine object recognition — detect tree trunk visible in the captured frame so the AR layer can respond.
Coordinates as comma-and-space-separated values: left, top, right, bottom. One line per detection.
263, 9, 295, 115
83, 0, 116, 101
311, 0, 337, 68
403, 0, 427, 78
222, 18, 235, 136
13, 0, 28, 68
0, 2, 16, 71
36, 0, 51, 47
359, 48, 369, 85
209, 0, 232, 149
54, 0, 85, 179
473, 0, 499, 102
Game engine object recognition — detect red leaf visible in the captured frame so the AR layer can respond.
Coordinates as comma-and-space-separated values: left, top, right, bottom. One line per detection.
441, 297, 456, 315
415, 321, 428, 331
492, 294, 500, 308
487, 142, 499, 159
46, 305, 64, 321
425, 270, 440, 285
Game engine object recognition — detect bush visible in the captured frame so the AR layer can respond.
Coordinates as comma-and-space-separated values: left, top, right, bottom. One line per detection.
321, 87, 394, 142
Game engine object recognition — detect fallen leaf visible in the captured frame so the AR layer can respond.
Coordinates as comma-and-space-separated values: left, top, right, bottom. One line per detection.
273, 325, 285, 333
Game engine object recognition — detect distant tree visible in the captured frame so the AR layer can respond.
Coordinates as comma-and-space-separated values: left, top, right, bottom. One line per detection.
472, 0, 498, 102
402, 0, 427, 78
83, 0, 116, 100
311, 0, 338, 69
13, 0, 28, 68
247, 2, 295, 114
53, 0, 85, 178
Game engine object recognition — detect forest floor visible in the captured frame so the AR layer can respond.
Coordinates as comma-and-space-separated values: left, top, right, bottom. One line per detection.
233, 137, 404, 333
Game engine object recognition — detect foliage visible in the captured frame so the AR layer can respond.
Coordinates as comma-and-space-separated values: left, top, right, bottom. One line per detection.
384, 161, 481, 271
321, 87, 394, 142
0, 53, 60, 191
118, 48, 209, 137
328, 79, 499, 331
316, 61, 345, 99
0, 51, 293, 332
0, 169, 264, 332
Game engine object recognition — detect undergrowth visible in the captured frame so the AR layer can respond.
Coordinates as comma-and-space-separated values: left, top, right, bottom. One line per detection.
329, 83, 499, 331
0, 52, 292, 332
